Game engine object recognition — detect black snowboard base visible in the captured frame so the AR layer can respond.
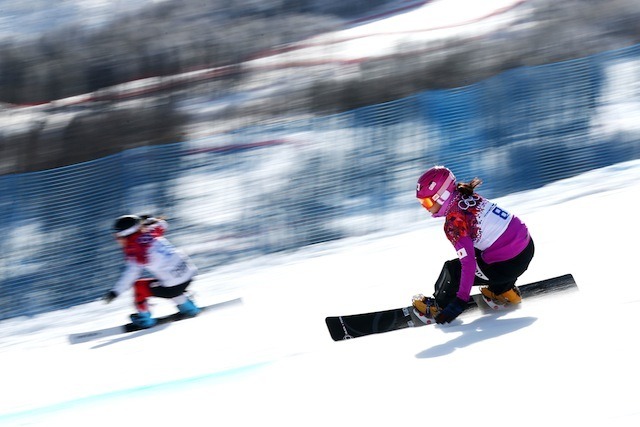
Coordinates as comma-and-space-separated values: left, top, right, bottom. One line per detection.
325, 274, 577, 341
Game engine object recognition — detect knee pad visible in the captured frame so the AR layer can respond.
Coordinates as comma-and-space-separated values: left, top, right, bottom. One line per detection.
433, 260, 461, 307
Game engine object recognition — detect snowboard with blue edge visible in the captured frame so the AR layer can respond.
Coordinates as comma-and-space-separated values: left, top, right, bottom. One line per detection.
324, 274, 577, 341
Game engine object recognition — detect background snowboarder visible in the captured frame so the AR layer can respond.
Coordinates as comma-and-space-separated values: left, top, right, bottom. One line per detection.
104, 214, 200, 328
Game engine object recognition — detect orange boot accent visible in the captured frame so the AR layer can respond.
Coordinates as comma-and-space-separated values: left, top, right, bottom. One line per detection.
480, 286, 522, 305
412, 294, 441, 318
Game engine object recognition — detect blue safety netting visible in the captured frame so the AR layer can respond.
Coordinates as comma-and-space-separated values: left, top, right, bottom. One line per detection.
1, 44, 640, 320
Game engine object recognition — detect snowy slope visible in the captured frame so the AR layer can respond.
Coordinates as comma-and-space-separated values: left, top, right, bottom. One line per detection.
247, 0, 527, 67
1, 160, 639, 427
2, 1, 640, 425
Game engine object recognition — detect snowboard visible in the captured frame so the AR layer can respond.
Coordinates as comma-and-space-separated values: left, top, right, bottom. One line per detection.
325, 274, 577, 341
68, 297, 242, 344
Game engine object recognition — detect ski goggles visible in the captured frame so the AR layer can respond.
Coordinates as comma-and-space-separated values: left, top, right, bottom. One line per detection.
418, 196, 435, 209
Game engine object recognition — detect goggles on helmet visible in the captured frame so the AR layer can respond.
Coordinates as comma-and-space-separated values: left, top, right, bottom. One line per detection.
419, 196, 435, 209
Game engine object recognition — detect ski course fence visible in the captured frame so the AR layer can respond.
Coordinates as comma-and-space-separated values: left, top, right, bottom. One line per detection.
1, 44, 639, 320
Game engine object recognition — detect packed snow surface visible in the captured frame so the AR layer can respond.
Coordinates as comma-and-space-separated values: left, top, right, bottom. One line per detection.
1, 160, 639, 427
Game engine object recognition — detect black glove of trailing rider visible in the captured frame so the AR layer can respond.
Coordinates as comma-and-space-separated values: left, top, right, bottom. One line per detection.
435, 297, 467, 324
103, 290, 117, 304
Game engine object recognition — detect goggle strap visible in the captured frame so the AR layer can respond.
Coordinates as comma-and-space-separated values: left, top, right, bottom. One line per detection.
433, 173, 455, 202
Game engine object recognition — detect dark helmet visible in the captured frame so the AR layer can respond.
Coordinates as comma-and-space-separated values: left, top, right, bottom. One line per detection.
113, 215, 142, 237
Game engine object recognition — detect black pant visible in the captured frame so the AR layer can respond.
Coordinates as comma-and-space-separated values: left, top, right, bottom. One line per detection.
434, 239, 535, 306
475, 238, 535, 294
149, 279, 192, 298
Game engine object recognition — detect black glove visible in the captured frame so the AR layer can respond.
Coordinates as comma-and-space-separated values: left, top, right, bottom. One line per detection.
103, 290, 117, 304
435, 297, 467, 324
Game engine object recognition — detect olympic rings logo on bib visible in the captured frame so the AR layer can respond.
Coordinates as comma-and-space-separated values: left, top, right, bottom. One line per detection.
458, 195, 480, 210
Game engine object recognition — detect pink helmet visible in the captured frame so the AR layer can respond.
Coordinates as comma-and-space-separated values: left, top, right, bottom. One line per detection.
416, 166, 456, 215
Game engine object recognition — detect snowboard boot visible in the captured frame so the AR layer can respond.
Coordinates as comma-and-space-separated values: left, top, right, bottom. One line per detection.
412, 294, 441, 324
480, 286, 522, 305
130, 311, 157, 329
177, 298, 201, 317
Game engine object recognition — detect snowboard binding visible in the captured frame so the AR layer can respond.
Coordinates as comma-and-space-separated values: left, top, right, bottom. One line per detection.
411, 294, 441, 324
479, 286, 522, 310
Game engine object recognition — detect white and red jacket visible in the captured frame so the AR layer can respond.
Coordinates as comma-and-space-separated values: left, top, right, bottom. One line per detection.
111, 220, 197, 296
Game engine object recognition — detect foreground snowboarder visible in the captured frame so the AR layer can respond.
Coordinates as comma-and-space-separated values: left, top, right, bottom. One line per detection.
412, 166, 535, 324
103, 214, 200, 328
